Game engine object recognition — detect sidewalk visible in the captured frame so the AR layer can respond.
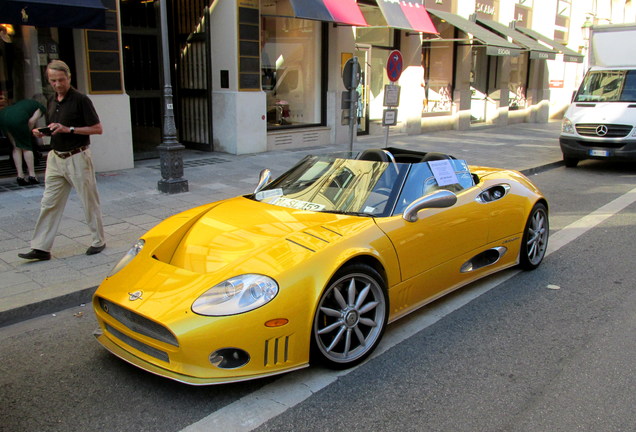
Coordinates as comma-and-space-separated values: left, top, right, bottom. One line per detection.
0, 121, 564, 327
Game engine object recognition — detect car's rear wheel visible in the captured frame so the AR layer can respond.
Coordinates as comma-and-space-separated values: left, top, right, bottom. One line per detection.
312, 264, 387, 369
519, 202, 549, 270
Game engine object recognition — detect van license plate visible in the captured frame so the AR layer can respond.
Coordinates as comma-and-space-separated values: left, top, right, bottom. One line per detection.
589, 149, 610, 157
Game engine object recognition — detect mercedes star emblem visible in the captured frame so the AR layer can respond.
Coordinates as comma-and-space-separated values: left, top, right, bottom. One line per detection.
595, 125, 608, 136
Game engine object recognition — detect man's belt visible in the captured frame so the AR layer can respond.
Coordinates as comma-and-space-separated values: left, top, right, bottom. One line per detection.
53, 145, 89, 159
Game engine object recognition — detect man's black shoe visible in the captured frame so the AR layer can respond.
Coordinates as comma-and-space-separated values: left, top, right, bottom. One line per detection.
18, 249, 51, 261
86, 244, 106, 255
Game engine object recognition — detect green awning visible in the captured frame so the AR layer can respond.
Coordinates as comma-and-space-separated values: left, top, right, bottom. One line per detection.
514, 26, 584, 63
427, 10, 521, 57
477, 19, 557, 60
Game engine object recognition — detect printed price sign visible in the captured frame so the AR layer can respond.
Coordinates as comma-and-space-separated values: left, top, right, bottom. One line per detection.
429, 159, 459, 186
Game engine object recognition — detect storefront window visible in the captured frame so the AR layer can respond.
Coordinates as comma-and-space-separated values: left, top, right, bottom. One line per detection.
508, 53, 528, 110
261, 17, 322, 130
422, 20, 454, 114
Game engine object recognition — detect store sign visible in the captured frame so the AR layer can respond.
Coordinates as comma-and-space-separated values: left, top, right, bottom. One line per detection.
550, 80, 564, 88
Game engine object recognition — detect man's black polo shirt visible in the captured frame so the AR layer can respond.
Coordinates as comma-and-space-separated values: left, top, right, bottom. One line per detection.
46, 87, 100, 152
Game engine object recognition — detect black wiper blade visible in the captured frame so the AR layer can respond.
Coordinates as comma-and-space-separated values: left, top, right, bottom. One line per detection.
321, 210, 374, 217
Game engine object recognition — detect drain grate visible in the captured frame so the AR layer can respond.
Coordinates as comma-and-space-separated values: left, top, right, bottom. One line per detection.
149, 156, 231, 170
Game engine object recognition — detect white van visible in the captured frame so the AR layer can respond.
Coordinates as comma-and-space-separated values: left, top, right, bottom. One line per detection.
559, 24, 636, 167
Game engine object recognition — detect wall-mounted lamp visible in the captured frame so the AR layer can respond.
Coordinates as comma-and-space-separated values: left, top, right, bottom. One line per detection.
581, 14, 594, 41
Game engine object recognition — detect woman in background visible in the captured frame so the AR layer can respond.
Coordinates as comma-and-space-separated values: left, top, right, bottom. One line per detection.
0, 97, 46, 185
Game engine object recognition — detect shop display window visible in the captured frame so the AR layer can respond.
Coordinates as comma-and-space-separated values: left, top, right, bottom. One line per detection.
261, 17, 321, 130
422, 21, 454, 114
508, 53, 528, 110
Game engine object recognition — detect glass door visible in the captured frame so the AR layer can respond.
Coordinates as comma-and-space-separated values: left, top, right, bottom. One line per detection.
354, 45, 370, 135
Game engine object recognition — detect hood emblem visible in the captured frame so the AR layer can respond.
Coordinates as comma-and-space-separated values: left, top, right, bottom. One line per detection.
128, 290, 144, 301
595, 125, 608, 136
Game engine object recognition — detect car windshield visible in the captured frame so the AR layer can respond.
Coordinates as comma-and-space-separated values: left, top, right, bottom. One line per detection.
252, 153, 474, 217
574, 69, 636, 102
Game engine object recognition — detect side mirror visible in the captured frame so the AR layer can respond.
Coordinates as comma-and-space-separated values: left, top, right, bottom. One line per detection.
254, 169, 271, 194
402, 190, 457, 222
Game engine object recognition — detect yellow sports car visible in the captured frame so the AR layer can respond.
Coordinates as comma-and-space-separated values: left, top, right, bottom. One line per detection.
93, 148, 549, 385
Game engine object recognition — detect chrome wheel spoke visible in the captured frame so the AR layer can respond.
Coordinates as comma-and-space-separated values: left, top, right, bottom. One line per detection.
333, 286, 347, 309
326, 327, 346, 352
358, 317, 377, 327
359, 300, 379, 315
354, 326, 366, 346
343, 329, 352, 357
354, 284, 370, 309
320, 306, 342, 318
347, 278, 357, 306
318, 320, 344, 335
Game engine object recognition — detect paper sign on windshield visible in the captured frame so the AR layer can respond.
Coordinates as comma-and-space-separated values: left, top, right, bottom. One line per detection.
429, 159, 459, 186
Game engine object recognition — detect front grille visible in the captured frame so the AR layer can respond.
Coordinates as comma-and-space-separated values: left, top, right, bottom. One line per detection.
105, 323, 169, 363
99, 298, 178, 347
576, 123, 633, 138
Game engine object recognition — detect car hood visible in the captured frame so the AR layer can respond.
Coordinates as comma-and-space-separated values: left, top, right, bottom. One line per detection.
154, 196, 369, 275
565, 102, 636, 125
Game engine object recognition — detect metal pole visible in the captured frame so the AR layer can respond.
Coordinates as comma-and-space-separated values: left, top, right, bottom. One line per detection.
348, 57, 358, 153
157, 0, 188, 194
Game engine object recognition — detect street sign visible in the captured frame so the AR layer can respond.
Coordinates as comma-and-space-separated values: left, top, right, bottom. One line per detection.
382, 109, 398, 126
383, 84, 400, 107
386, 49, 403, 82
342, 58, 361, 90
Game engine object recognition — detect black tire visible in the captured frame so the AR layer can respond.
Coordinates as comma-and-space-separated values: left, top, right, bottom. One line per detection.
311, 264, 388, 369
563, 157, 579, 168
519, 202, 549, 270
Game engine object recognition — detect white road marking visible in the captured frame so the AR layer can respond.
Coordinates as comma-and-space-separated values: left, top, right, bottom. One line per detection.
181, 186, 636, 432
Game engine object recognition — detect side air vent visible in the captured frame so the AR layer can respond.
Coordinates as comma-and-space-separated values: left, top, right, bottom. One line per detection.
461, 247, 507, 273
476, 184, 510, 203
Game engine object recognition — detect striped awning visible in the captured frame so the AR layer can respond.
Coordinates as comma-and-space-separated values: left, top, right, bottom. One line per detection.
375, 0, 438, 34
288, 0, 367, 26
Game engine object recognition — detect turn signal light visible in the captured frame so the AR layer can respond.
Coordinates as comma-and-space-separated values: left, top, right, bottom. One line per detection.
264, 318, 289, 327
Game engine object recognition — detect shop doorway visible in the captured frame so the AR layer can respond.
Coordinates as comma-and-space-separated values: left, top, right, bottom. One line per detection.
172, 1, 213, 152
470, 48, 500, 124
354, 45, 370, 135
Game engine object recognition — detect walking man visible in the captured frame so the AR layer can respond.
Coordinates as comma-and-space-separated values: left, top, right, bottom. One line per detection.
19, 60, 105, 261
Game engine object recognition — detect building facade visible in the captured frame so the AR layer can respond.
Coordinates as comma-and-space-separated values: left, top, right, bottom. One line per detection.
1, 0, 634, 173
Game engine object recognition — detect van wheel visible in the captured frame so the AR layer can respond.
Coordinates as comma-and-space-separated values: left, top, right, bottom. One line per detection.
563, 157, 579, 168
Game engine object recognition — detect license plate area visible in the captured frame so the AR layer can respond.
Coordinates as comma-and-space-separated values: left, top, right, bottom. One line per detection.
589, 149, 611, 157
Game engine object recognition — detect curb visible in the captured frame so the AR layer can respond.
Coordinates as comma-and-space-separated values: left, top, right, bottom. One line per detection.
0, 160, 564, 328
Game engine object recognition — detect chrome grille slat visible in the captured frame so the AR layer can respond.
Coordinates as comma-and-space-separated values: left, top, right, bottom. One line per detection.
105, 323, 169, 363
99, 298, 179, 347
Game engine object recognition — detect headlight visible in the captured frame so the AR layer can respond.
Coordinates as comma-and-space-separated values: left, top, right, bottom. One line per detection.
192, 274, 278, 316
107, 239, 145, 277
562, 117, 575, 134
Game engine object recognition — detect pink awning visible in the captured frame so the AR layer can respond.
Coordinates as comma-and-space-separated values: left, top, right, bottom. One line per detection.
376, 0, 438, 34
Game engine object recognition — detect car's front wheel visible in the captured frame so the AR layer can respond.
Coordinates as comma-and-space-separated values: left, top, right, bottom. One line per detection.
563, 156, 579, 168
312, 264, 388, 369
519, 202, 549, 270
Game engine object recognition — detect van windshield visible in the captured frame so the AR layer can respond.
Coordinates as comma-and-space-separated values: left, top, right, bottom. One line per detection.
575, 70, 636, 102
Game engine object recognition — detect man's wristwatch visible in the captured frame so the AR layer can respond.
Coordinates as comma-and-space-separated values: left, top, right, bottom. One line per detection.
69, 126, 75, 134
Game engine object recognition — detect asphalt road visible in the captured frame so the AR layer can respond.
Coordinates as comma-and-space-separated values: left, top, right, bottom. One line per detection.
1, 160, 635, 432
